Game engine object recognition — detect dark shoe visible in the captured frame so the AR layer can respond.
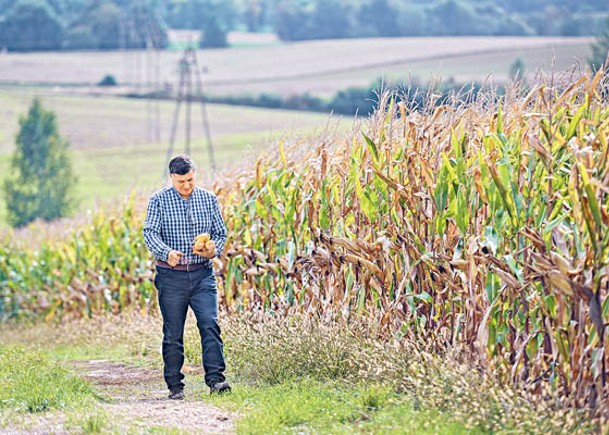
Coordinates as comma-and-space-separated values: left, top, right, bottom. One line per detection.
168, 387, 184, 400
210, 381, 231, 395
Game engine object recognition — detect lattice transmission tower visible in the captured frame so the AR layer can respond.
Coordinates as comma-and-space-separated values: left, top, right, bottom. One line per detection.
164, 47, 216, 176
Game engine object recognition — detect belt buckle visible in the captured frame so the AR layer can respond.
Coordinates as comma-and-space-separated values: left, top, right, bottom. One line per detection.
186, 263, 192, 272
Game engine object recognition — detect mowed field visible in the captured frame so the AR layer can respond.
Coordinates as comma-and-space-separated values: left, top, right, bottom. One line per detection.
0, 88, 350, 227
0, 36, 593, 97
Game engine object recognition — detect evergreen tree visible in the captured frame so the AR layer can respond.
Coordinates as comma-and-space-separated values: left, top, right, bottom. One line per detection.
3, 98, 76, 228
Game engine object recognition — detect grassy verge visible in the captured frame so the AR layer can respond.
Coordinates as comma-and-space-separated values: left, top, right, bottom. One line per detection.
0, 318, 160, 433
207, 380, 474, 434
0, 315, 162, 365
2, 312, 598, 434
0, 346, 109, 433
0, 346, 96, 413
210, 314, 598, 434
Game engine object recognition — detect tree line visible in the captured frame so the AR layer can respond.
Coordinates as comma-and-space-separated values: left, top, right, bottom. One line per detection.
0, 0, 608, 52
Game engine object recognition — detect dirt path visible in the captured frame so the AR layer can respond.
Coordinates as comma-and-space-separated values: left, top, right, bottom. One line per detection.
3, 360, 235, 434
74, 360, 235, 433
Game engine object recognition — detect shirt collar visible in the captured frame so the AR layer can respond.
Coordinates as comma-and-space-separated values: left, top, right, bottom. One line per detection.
170, 186, 196, 200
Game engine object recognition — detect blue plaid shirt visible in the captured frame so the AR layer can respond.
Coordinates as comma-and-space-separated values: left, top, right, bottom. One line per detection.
143, 186, 227, 267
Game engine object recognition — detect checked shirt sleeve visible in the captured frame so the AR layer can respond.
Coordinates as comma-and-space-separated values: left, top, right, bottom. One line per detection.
210, 195, 228, 257
143, 195, 172, 262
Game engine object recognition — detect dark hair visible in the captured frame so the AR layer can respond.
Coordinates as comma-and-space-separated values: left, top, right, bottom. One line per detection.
168, 155, 196, 175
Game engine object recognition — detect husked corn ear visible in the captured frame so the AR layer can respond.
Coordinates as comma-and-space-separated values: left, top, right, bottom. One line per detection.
194, 233, 214, 251
196, 233, 211, 242
194, 233, 211, 249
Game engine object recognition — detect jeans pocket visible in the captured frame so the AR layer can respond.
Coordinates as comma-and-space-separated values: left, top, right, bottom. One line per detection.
205, 273, 218, 294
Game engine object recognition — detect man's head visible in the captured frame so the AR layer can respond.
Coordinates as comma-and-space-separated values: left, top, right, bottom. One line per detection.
169, 155, 196, 175
169, 155, 196, 198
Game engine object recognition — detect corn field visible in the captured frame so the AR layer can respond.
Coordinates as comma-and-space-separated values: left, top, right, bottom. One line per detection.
0, 196, 156, 320
1, 70, 608, 415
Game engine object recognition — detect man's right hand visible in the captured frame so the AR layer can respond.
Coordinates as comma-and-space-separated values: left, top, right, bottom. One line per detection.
167, 250, 184, 267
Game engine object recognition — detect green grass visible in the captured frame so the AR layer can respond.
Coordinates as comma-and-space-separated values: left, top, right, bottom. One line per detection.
65, 409, 108, 434
39, 344, 134, 363
203, 379, 475, 434
0, 316, 163, 368
0, 346, 98, 414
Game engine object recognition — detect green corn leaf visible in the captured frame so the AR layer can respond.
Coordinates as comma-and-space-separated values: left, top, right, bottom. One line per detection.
362, 132, 379, 162
488, 162, 517, 223
566, 105, 585, 140
456, 187, 469, 234
434, 168, 449, 211
255, 198, 268, 220
320, 196, 330, 229
355, 173, 377, 222
441, 152, 458, 182
578, 161, 603, 232
496, 103, 503, 134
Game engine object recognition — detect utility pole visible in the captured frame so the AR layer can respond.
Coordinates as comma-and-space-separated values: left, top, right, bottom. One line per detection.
122, 1, 164, 144
164, 47, 216, 178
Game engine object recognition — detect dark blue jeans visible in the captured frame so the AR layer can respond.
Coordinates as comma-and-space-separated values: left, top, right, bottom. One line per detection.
154, 266, 226, 389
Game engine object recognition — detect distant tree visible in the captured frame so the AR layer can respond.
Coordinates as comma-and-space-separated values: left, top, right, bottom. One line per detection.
590, 19, 609, 71
428, 0, 479, 36
395, 4, 425, 36
3, 98, 76, 227
528, 5, 564, 36
560, 17, 585, 36
493, 15, 533, 36
98, 74, 117, 86
87, 2, 121, 49
62, 25, 98, 49
329, 86, 377, 116
310, 0, 353, 39
121, 1, 169, 49
200, 14, 228, 48
358, 0, 400, 37
63, 1, 121, 49
0, 0, 63, 51
274, 1, 312, 41
0, 0, 85, 18
496, 0, 553, 13
46, 0, 86, 18
244, 0, 263, 32
0, 0, 14, 11
509, 58, 526, 81
167, 0, 235, 32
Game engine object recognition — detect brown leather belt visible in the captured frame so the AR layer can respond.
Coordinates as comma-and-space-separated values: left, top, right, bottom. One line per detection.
155, 260, 208, 272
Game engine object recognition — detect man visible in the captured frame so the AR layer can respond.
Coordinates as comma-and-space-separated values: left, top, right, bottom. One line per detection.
143, 155, 231, 400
